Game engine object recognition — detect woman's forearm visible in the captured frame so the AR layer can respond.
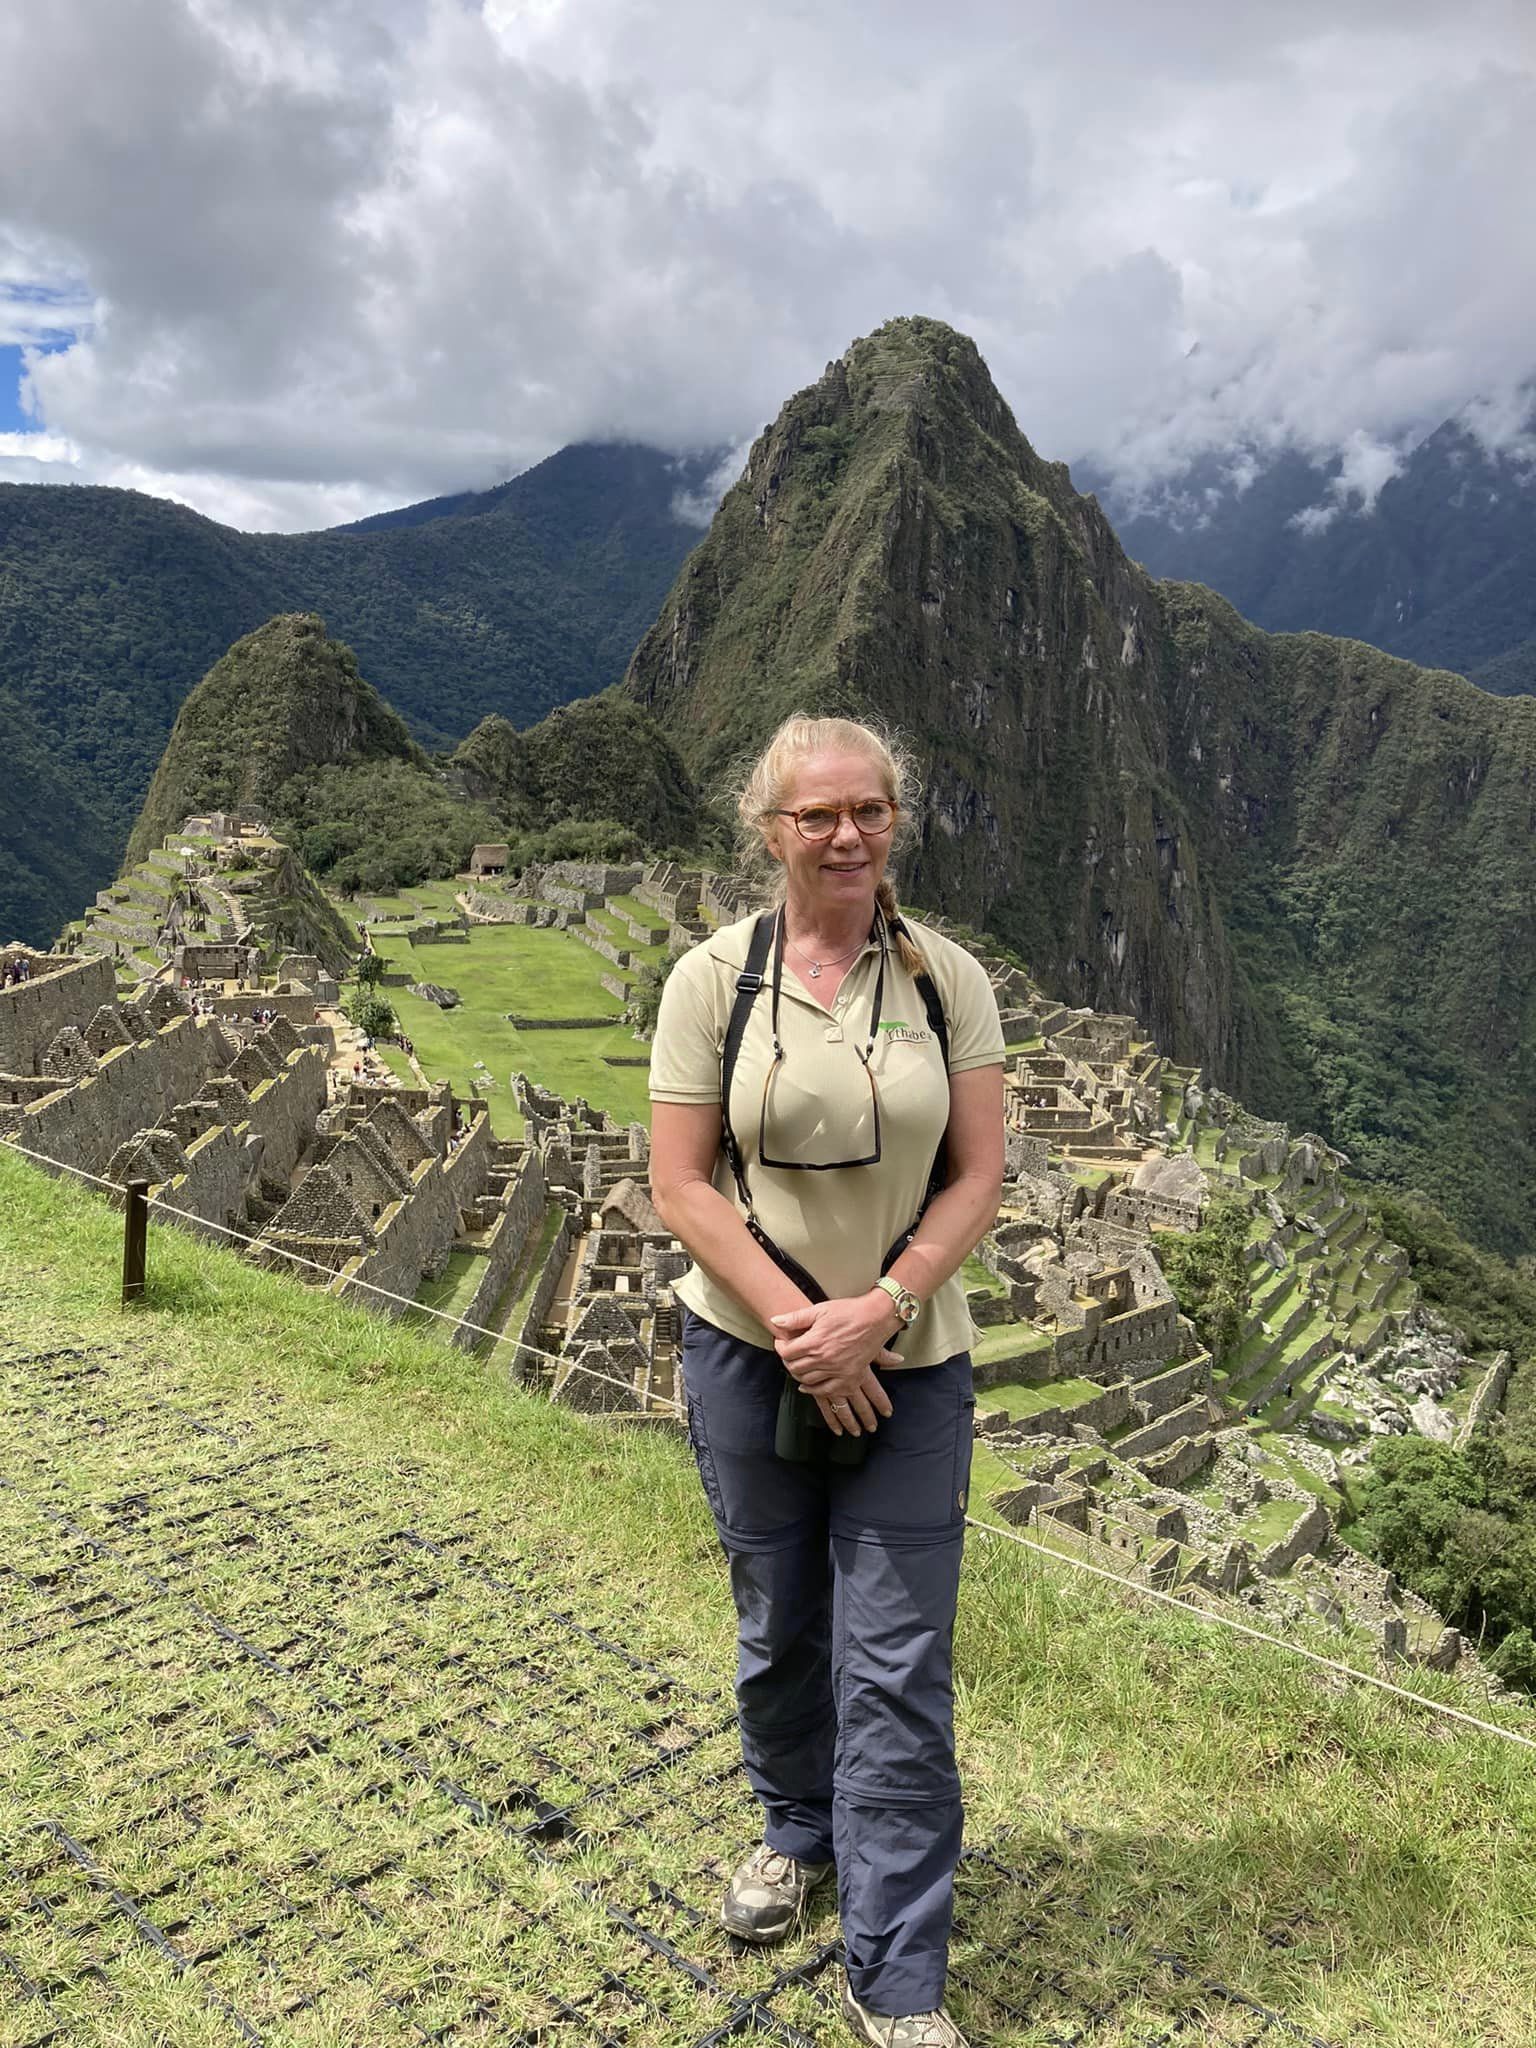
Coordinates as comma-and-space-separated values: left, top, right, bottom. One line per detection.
884, 1168, 1002, 1309
653, 1174, 811, 1330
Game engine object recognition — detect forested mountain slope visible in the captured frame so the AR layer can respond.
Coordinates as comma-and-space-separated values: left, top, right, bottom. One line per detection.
626, 317, 1536, 1254
125, 617, 700, 899
0, 443, 713, 940
1098, 412, 1536, 695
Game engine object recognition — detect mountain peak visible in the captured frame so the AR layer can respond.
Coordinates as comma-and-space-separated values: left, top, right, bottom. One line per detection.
126, 614, 422, 864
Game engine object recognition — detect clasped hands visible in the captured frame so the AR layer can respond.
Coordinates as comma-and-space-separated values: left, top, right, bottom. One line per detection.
769, 1290, 903, 1436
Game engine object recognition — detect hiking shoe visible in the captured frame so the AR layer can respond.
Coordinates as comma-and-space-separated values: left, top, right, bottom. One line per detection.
720, 1843, 833, 1944
841, 1974, 971, 2047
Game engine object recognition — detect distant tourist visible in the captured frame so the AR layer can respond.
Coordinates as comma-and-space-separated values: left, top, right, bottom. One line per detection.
649, 713, 1004, 2048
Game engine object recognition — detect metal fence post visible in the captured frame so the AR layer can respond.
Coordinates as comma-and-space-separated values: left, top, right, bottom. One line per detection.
122, 1180, 150, 1305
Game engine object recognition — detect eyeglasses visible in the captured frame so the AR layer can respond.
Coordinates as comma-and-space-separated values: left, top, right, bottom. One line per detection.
758, 910, 886, 1171
772, 799, 897, 843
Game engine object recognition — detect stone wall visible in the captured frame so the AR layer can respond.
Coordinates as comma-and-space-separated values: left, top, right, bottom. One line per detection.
1, 1016, 233, 1179
331, 1113, 492, 1314
513, 1213, 577, 1379
0, 953, 117, 1076
1255, 1500, 1333, 1576
456, 1153, 547, 1347
243, 1048, 329, 1187
151, 1122, 252, 1238
508, 1013, 618, 1030
204, 988, 321, 1027
1457, 1350, 1513, 1447
1131, 1357, 1207, 1422
1138, 1432, 1217, 1485
1056, 1297, 1186, 1379
1012, 1380, 1134, 1440
1111, 1396, 1212, 1463
969, 1344, 1058, 1393
461, 889, 525, 922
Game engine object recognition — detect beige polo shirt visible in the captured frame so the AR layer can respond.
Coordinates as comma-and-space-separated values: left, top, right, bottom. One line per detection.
649, 911, 1005, 1367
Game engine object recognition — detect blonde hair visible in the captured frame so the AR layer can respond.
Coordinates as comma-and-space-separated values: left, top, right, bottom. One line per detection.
735, 713, 926, 976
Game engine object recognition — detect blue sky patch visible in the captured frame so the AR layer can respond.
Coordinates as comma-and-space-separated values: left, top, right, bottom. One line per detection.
0, 345, 32, 433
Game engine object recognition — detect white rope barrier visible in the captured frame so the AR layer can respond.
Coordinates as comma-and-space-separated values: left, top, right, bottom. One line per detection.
964, 1515, 1536, 1751
0, 1132, 638, 1401
3, 1128, 1534, 1756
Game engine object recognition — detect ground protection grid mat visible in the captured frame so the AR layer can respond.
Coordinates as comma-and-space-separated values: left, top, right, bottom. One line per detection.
0, 1345, 1337, 2048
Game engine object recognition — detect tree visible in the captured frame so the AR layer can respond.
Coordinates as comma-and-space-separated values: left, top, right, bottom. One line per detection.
346, 990, 396, 1041
355, 950, 384, 988
1152, 1189, 1253, 1358
627, 947, 684, 1038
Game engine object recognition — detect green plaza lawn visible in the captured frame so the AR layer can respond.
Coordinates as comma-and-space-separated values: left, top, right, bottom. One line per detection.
366, 922, 650, 1135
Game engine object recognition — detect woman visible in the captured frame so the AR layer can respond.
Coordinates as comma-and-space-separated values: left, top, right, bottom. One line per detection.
649, 715, 1005, 2048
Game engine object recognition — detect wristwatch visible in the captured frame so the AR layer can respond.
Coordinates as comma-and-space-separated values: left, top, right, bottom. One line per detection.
875, 1276, 922, 1327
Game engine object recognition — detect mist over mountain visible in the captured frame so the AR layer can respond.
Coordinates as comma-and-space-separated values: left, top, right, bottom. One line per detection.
0, 442, 714, 942
627, 317, 1536, 1255
1095, 407, 1536, 696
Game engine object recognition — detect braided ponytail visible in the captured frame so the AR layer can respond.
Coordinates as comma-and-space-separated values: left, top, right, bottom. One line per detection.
877, 876, 927, 978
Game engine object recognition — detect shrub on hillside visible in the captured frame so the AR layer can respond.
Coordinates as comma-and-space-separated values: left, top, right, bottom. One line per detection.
1355, 1432, 1536, 1692
1152, 1188, 1252, 1358
627, 947, 685, 1038
346, 991, 397, 1041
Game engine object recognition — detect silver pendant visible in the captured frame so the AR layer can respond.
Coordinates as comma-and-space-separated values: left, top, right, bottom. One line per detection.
809, 962, 822, 978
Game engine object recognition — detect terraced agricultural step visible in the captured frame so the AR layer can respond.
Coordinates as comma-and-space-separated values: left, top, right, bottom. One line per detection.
1250, 1268, 1293, 1319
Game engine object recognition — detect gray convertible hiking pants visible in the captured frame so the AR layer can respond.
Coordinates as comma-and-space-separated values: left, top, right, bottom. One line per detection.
680, 1308, 975, 2017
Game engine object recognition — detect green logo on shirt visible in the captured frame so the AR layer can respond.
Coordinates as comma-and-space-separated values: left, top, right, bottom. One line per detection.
879, 1019, 932, 1045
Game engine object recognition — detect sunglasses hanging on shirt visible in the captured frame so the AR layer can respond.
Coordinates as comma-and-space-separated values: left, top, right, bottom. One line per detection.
756, 906, 886, 1172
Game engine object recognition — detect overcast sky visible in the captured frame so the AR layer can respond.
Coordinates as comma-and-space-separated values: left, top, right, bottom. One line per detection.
1, 0, 1532, 530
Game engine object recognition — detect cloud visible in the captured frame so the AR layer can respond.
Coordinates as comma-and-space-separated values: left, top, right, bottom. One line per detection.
0, 0, 1532, 527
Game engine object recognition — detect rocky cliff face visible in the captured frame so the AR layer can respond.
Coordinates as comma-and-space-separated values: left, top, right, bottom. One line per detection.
626, 318, 1536, 1254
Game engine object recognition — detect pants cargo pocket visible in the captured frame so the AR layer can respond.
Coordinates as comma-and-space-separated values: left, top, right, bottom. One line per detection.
954, 1391, 976, 1521
685, 1392, 727, 1526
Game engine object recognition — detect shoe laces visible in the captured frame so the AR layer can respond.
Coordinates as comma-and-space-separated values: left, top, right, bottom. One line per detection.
750, 1844, 798, 1886
869, 2007, 963, 2048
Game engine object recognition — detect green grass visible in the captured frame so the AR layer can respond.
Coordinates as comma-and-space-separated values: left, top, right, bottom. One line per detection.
487, 1202, 565, 1358
1238, 1495, 1308, 1553
961, 1253, 1006, 1298
364, 923, 647, 1136
984, 1377, 1105, 1420
371, 1040, 416, 1085
971, 1321, 1055, 1367
4, 1151, 1536, 2043
412, 1247, 488, 1322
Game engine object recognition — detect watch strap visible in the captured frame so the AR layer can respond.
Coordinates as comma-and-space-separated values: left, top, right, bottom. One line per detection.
875, 1275, 921, 1325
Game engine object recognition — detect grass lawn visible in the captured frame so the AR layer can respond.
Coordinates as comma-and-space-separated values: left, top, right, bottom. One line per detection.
4, 1152, 1536, 2044
364, 924, 649, 1135
606, 893, 670, 934
982, 1377, 1105, 1420
371, 1040, 415, 1085
350, 878, 467, 920
485, 1202, 565, 1360
971, 1321, 1055, 1367
412, 1247, 488, 1322
1239, 1495, 1308, 1552
961, 1252, 1006, 1297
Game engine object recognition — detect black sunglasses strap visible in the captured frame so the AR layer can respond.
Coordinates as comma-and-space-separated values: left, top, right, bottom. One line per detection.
719, 911, 777, 1214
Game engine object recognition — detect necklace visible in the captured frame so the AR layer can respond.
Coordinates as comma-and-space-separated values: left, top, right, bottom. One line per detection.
785, 929, 866, 979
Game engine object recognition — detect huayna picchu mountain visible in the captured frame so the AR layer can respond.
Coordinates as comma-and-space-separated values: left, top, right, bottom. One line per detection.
627, 317, 1536, 1256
